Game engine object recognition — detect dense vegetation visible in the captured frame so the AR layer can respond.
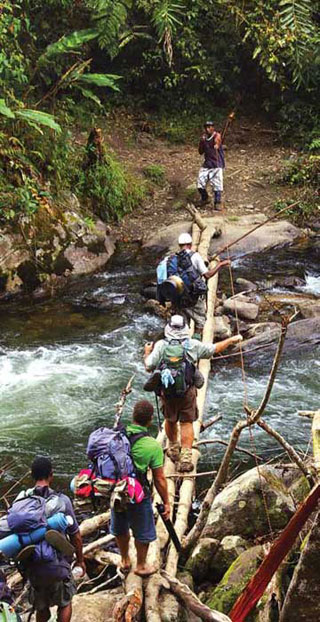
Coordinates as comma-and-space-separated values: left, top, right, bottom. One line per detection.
0, 0, 319, 225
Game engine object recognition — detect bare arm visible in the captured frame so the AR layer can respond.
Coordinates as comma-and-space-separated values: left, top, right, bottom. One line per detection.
144, 342, 154, 371
198, 136, 206, 155
152, 466, 170, 520
214, 131, 222, 149
203, 259, 230, 280
70, 530, 86, 573
214, 334, 243, 354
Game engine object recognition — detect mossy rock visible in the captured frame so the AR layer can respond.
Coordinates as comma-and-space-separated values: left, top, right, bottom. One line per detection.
289, 475, 310, 504
207, 545, 263, 620
185, 538, 220, 582
203, 465, 295, 541
210, 536, 250, 582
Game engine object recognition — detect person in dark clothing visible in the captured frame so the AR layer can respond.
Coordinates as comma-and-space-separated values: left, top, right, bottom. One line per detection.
197, 121, 225, 210
19, 457, 85, 622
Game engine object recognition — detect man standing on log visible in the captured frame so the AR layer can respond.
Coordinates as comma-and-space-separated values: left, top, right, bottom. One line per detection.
197, 121, 225, 210
144, 315, 242, 472
110, 400, 170, 577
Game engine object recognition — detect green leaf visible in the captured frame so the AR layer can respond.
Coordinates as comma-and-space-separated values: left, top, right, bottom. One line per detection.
15, 109, 61, 133
0, 99, 15, 119
78, 87, 103, 107
40, 29, 99, 61
78, 73, 122, 90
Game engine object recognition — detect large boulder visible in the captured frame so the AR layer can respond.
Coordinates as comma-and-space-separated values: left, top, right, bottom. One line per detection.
185, 538, 220, 582
223, 295, 259, 321
203, 465, 296, 541
214, 315, 232, 339
142, 220, 192, 252
208, 214, 303, 258
210, 536, 250, 582
206, 545, 264, 619
239, 317, 320, 356
71, 588, 122, 621
298, 300, 320, 319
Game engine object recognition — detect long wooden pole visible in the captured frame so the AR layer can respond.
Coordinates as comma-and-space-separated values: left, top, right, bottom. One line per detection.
229, 483, 320, 622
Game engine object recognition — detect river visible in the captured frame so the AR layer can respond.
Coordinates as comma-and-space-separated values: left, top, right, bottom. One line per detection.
0, 241, 319, 489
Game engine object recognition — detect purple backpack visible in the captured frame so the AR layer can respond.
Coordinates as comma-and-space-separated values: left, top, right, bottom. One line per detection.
87, 426, 134, 480
28, 542, 71, 584
7, 496, 47, 534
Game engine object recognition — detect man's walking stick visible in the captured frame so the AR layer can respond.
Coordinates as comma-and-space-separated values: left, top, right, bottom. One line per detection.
156, 503, 182, 552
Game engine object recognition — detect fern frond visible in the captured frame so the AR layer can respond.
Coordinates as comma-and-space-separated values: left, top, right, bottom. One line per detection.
279, 0, 315, 84
86, 0, 132, 57
152, 0, 185, 65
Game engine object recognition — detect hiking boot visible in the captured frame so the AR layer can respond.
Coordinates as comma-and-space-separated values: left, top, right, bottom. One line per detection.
196, 197, 210, 208
166, 441, 180, 463
178, 448, 194, 473
45, 530, 75, 557
143, 370, 161, 393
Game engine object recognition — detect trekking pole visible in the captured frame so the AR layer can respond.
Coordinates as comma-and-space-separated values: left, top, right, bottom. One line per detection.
113, 374, 136, 429
155, 394, 162, 431
156, 503, 181, 552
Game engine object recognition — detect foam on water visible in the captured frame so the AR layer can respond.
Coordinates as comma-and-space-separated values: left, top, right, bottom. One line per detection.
303, 273, 320, 296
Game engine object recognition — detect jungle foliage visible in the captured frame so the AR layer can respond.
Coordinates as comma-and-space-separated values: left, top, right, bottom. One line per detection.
0, 0, 319, 224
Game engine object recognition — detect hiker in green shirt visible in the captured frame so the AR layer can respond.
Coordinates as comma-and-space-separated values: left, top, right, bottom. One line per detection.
110, 400, 170, 577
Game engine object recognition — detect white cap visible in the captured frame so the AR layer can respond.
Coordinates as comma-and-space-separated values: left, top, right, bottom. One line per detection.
170, 315, 185, 328
178, 232, 192, 245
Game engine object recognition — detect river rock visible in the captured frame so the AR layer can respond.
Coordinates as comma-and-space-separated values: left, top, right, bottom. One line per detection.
185, 538, 220, 582
214, 315, 232, 339
240, 317, 320, 355
236, 278, 257, 291
206, 545, 264, 617
203, 465, 296, 541
142, 221, 192, 252
223, 296, 259, 320
210, 536, 250, 581
71, 588, 122, 621
298, 300, 320, 319
280, 510, 320, 622
208, 214, 303, 258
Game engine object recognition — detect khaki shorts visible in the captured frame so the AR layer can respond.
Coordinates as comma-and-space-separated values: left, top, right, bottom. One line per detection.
161, 386, 198, 423
29, 577, 76, 612
183, 297, 207, 330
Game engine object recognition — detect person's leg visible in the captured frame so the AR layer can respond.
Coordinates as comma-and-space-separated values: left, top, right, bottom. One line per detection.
180, 422, 194, 449
161, 397, 180, 462
130, 498, 157, 577
110, 508, 131, 570
211, 168, 223, 209
36, 609, 51, 622
115, 532, 131, 571
57, 604, 72, 622
197, 168, 209, 204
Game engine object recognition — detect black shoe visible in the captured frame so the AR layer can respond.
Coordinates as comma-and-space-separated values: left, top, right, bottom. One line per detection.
143, 370, 161, 392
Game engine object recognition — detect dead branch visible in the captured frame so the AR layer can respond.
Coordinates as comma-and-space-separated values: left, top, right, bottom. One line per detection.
161, 570, 231, 622
114, 374, 135, 429
200, 414, 223, 432
195, 439, 262, 460
185, 203, 207, 231
113, 588, 143, 622
91, 550, 121, 567
257, 419, 313, 483
83, 533, 115, 557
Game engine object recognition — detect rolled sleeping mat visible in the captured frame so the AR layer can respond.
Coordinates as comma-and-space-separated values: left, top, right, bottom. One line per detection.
158, 276, 184, 303
0, 512, 72, 558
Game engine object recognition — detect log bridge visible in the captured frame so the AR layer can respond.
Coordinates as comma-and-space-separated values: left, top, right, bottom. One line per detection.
117, 213, 231, 622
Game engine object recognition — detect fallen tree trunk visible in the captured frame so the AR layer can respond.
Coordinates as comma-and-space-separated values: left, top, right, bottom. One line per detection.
79, 510, 110, 537
165, 221, 219, 578
83, 533, 115, 556
161, 571, 231, 622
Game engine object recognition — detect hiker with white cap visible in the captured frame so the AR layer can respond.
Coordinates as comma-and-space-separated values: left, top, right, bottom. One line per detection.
157, 232, 230, 339
144, 315, 242, 472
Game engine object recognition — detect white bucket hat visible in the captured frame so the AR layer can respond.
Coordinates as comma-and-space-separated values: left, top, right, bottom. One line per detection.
164, 315, 190, 341
178, 232, 192, 245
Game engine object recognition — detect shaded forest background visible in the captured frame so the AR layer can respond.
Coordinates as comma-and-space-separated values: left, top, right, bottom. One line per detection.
0, 0, 319, 225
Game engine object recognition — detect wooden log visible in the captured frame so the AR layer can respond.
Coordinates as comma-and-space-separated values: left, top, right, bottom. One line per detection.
83, 533, 115, 556
91, 550, 121, 567
257, 419, 312, 481
229, 483, 320, 622
161, 571, 231, 622
165, 221, 219, 577
185, 203, 207, 232
79, 510, 110, 537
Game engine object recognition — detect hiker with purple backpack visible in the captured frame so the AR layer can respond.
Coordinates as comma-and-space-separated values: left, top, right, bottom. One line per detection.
2, 457, 85, 622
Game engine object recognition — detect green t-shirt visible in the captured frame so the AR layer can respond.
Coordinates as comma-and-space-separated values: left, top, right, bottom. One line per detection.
126, 424, 164, 473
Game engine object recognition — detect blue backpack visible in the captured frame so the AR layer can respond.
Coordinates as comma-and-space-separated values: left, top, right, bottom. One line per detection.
87, 426, 135, 480
7, 497, 47, 534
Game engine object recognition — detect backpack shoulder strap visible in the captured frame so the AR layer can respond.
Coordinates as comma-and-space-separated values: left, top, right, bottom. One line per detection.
128, 432, 149, 447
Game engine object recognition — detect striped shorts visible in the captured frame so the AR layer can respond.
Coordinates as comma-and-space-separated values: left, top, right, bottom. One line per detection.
197, 167, 223, 192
